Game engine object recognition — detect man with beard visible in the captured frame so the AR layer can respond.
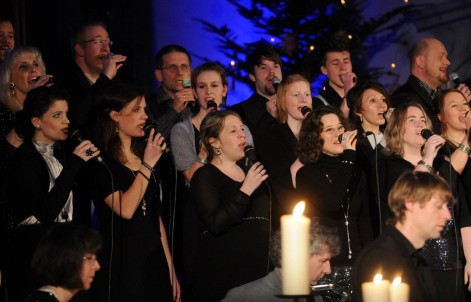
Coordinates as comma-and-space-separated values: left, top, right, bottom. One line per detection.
0, 18, 14, 63
56, 22, 127, 130
391, 37, 471, 133
148, 44, 194, 139
313, 37, 357, 118
230, 44, 282, 134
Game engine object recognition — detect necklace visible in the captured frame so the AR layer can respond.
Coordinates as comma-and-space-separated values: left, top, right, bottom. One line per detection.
128, 169, 148, 216
323, 170, 353, 259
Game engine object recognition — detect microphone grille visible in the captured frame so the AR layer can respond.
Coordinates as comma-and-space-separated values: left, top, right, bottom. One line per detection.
420, 129, 434, 140
271, 77, 281, 85
449, 72, 459, 81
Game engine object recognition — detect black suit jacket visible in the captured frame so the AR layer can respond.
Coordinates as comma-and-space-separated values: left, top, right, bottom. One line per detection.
391, 75, 441, 133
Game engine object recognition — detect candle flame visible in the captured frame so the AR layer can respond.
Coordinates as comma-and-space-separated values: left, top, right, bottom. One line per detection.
373, 274, 383, 283
392, 277, 402, 286
293, 201, 305, 217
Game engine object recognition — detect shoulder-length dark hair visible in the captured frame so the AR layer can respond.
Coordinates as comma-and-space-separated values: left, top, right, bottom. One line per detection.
296, 106, 348, 164
347, 82, 390, 123
93, 82, 145, 162
200, 110, 242, 163
32, 223, 102, 289
15, 86, 69, 141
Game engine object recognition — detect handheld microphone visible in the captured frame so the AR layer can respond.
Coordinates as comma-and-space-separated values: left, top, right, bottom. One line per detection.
182, 79, 195, 108
338, 131, 367, 143
106, 53, 125, 66
68, 127, 105, 165
300, 106, 312, 117
244, 145, 258, 168
143, 119, 171, 153
271, 76, 281, 93
449, 72, 461, 88
207, 100, 218, 111
420, 129, 434, 140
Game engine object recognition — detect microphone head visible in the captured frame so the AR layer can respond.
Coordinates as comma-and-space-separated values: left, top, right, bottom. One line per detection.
338, 133, 344, 143
68, 126, 83, 144
271, 76, 281, 86
182, 78, 191, 89
207, 100, 218, 111
300, 106, 312, 117
449, 72, 461, 87
144, 119, 155, 137
420, 129, 434, 140
244, 145, 257, 164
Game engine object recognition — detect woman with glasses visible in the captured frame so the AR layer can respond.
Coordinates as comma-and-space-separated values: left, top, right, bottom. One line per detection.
24, 223, 102, 302
84, 82, 179, 302
379, 101, 471, 302
295, 106, 373, 300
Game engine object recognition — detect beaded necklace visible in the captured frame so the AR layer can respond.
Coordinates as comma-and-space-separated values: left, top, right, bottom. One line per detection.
323, 168, 353, 260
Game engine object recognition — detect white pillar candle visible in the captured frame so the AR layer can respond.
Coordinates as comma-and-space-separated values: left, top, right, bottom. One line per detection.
390, 277, 409, 302
361, 274, 391, 302
281, 201, 311, 295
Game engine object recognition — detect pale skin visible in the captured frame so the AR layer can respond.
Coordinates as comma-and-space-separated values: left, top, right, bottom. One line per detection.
104, 97, 181, 300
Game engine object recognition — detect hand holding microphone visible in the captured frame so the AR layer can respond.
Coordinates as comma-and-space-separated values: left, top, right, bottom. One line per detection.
69, 127, 104, 164
421, 129, 446, 160
240, 145, 268, 196
271, 76, 281, 93
103, 52, 127, 79
338, 130, 358, 151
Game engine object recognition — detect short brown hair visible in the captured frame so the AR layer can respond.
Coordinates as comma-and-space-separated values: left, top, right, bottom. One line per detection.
388, 171, 454, 225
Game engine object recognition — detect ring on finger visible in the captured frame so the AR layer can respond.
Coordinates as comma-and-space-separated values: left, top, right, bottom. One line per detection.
85, 149, 93, 156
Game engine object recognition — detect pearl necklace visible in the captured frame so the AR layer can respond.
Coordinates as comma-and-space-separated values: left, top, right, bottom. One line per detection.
323, 169, 353, 259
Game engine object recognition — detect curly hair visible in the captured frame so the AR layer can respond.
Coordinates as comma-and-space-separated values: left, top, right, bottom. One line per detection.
296, 106, 347, 164
384, 102, 432, 157
276, 74, 311, 124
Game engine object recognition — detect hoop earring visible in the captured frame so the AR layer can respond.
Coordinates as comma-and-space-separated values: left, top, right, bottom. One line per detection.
9, 82, 15, 95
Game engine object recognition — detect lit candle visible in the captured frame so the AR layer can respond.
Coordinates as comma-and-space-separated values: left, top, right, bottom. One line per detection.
361, 274, 390, 302
281, 201, 311, 295
390, 277, 409, 302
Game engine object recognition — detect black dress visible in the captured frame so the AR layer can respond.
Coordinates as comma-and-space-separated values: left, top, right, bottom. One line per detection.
23, 290, 60, 302
296, 150, 373, 300
85, 157, 172, 302
190, 163, 271, 301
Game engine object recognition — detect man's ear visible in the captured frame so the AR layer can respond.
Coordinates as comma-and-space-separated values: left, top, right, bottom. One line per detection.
155, 69, 163, 82
74, 43, 85, 57
320, 66, 328, 76
249, 73, 256, 83
416, 55, 425, 70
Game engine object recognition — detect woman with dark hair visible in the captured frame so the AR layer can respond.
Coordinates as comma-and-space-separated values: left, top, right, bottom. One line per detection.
346, 82, 390, 235
24, 223, 102, 302
84, 82, 179, 302
379, 101, 471, 302
190, 110, 270, 301
295, 106, 372, 300
2, 85, 99, 301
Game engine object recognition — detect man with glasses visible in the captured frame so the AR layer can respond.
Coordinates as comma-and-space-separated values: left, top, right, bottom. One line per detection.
148, 44, 193, 139
57, 21, 127, 129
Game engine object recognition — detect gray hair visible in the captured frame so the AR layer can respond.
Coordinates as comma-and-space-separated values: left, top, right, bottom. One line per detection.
270, 218, 341, 268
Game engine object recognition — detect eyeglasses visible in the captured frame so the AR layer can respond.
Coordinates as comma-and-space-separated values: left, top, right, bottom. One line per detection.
323, 125, 345, 135
83, 255, 98, 265
159, 64, 191, 73
80, 38, 113, 47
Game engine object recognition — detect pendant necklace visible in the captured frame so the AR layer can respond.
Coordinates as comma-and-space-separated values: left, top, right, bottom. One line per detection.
324, 170, 353, 259
128, 169, 148, 216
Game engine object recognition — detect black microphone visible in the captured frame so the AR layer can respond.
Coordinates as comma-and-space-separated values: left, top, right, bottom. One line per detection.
338, 131, 370, 143
301, 106, 312, 117
420, 129, 434, 140
143, 119, 171, 153
271, 76, 281, 93
449, 72, 461, 88
68, 127, 105, 165
207, 100, 218, 111
244, 145, 258, 168
106, 52, 125, 66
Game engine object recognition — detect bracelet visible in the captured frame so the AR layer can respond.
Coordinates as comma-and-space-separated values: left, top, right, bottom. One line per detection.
196, 157, 208, 164
141, 161, 154, 173
417, 160, 435, 173
136, 170, 150, 181
458, 144, 471, 156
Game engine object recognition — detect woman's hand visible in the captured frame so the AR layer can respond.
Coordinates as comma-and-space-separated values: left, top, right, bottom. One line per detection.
73, 140, 100, 162
143, 129, 166, 167
422, 134, 446, 163
31, 74, 54, 89
341, 130, 358, 151
240, 162, 268, 196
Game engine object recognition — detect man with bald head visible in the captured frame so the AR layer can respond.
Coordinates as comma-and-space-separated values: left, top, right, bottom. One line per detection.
391, 37, 471, 133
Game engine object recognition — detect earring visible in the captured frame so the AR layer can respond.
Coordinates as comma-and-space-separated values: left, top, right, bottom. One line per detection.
115, 125, 119, 133
360, 115, 363, 123
35, 124, 41, 130
9, 82, 15, 95
216, 148, 221, 155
